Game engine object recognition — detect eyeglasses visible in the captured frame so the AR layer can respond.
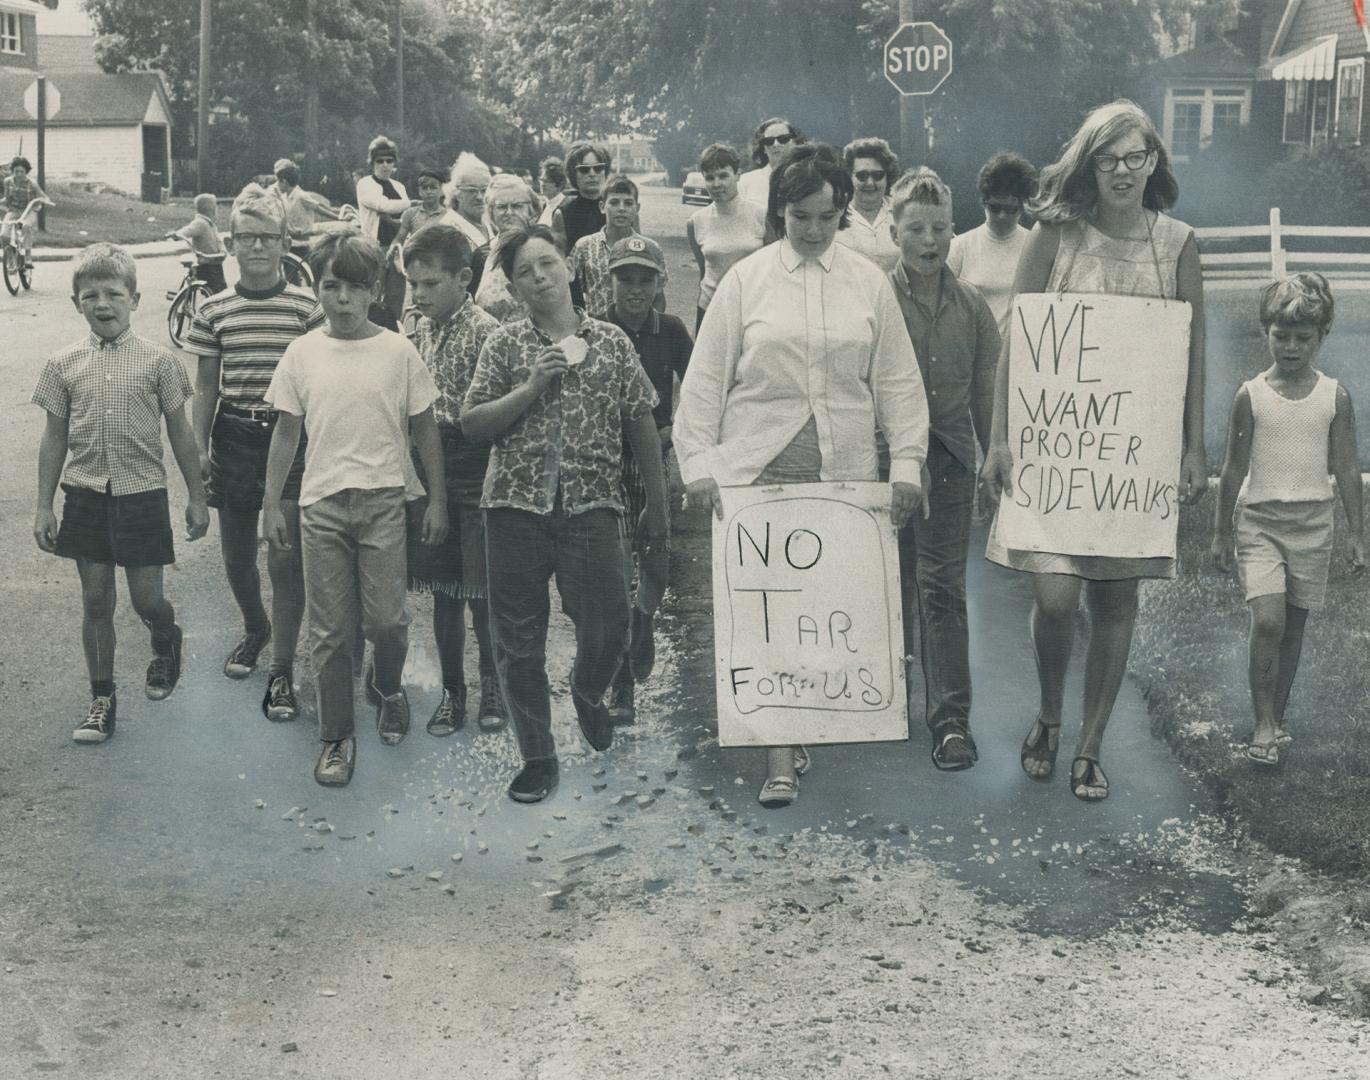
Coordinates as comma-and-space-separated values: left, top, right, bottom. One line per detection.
984, 200, 1021, 215
373, 157, 396, 165
761, 134, 795, 148
232, 233, 283, 248
490, 202, 532, 214
853, 169, 886, 183
1092, 149, 1153, 173
457, 185, 488, 195
575, 163, 609, 176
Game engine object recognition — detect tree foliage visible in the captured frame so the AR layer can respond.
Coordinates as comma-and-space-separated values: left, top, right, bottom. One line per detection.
83, 0, 530, 196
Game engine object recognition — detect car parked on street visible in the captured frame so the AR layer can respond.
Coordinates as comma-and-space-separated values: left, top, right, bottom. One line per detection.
681, 171, 711, 205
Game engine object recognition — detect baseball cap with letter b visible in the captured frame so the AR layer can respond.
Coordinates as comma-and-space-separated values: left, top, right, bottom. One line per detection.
607, 235, 667, 274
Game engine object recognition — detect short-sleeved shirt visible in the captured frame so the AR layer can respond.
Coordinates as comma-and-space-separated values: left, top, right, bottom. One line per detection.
889, 262, 1000, 472
415, 300, 500, 427
4, 174, 36, 214
265, 327, 438, 506
398, 204, 463, 239
605, 305, 692, 429
569, 229, 615, 318
178, 214, 225, 259
464, 312, 658, 516
183, 280, 324, 404
32, 328, 192, 496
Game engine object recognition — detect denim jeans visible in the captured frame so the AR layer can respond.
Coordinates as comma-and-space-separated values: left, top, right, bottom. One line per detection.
898, 439, 975, 732
300, 487, 411, 741
485, 505, 630, 763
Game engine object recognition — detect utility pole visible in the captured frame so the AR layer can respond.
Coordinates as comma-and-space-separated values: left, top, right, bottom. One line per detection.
395, 0, 404, 132
896, 0, 927, 167
304, 0, 318, 186
197, 0, 212, 191
36, 76, 46, 230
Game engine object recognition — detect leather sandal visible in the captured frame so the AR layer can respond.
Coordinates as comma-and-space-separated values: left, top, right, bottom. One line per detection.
931, 723, 978, 771
1020, 716, 1060, 780
1069, 756, 1109, 801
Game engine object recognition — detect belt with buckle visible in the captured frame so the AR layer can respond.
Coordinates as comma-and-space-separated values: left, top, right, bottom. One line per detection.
222, 401, 275, 422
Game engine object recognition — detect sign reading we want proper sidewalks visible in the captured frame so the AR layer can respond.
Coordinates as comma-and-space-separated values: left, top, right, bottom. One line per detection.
996, 292, 1191, 558
712, 483, 908, 748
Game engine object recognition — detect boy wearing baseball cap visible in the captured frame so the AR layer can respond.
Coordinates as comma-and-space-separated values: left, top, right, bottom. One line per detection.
603, 235, 690, 722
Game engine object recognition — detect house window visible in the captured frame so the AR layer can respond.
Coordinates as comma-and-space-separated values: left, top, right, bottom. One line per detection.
1337, 59, 1365, 146
1165, 86, 1252, 160
0, 13, 21, 54
1310, 80, 1334, 147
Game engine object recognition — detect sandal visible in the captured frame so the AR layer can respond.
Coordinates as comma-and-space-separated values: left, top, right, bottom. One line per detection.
931, 723, 978, 771
1246, 740, 1280, 767
792, 746, 811, 776
1274, 729, 1293, 747
757, 775, 798, 809
1069, 756, 1109, 802
1020, 716, 1060, 780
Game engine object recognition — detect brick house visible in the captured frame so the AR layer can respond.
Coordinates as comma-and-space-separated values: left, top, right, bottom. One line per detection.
1152, 0, 1370, 160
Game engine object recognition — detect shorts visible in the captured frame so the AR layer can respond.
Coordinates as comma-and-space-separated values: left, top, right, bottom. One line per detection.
196, 261, 227, 294
1235, 498, 1334, 610
207, 401, 306, 511
54, 484, 174, 567
407, 500, 488, 600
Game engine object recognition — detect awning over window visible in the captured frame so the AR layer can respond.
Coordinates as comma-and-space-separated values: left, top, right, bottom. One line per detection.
1270, 35, 1338, 81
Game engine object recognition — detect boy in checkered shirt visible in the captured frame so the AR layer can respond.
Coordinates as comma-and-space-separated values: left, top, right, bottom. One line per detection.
32, 243, 210, 744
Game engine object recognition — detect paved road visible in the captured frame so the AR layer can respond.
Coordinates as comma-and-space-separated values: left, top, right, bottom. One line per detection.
1, 194, 1365, 1077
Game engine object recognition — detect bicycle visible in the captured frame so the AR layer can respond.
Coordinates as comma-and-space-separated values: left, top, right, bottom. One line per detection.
2, 196, 55, 295
282, 204, 359, 290
165, 236, 226, 348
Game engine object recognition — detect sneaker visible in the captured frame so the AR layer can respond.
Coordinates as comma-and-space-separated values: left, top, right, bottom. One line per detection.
145, 625, 184, 701
261, 673, 299, 722
224, 626, 271, 679
426, 686, 466, 737
315, 737, 356, 786
628, 607, 656, 682
508, 759, 559, 803
377, 689, 410, 746
570, 675, 613, 753
607, 679, 636, 725
73, 694, 117, 744
475, 674, 507, 733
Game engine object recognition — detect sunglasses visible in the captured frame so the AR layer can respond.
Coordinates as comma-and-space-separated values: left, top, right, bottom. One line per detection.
761, 134, 795, 148
1092, 149, 1153, 173
575, 163, 610, 176
853, 169, 886, 183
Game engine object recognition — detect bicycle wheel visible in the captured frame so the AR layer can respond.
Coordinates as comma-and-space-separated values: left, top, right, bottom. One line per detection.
282, 253, 314, 290
2, 245, 19, 296
167, 283, 209, 348
19, 252, 32, 291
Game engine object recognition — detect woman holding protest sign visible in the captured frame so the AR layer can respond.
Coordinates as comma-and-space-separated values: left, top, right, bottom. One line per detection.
980, 100, 1207, 802
675, 143, 930, 809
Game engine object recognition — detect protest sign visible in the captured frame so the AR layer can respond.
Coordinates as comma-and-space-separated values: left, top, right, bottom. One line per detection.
996, 292, 1191, 558
712, 482, 907, 747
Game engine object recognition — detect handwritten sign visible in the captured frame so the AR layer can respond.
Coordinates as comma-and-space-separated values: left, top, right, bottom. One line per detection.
712, 482, 907, 747
996, 292, 1191, 559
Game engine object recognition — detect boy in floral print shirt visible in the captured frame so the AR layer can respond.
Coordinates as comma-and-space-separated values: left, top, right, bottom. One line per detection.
463, 225, 669, 804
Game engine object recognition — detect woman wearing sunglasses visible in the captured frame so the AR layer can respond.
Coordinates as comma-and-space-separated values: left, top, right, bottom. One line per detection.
835, 137, 901, 273
737, 117, 805, 209
550, 141, 611, 254
947, 152, 1038, 342
356, 134, 419, 324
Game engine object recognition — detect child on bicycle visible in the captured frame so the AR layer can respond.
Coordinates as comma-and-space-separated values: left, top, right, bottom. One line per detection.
32, 243, 210, 743
183, 183, 324, 722
1212, 273, 1366, 766
166, 193, 228, 294
2, 156, 52, 268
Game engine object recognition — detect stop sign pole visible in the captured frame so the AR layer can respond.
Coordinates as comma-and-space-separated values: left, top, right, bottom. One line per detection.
887, 1, 953, 167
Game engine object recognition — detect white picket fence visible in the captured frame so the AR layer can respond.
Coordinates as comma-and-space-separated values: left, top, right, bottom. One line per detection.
1197, 208, 1370, 279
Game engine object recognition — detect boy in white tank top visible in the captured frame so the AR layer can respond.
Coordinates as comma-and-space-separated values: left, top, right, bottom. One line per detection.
1211, 273, 1365, 766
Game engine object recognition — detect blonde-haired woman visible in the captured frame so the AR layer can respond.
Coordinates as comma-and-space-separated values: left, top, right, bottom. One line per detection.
981, 99, 1207, 802
449, 152, 492, 251
473, 172, 536, 323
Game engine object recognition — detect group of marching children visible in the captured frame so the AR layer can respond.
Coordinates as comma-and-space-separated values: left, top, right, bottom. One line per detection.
32, 160, 676, 802
29, 124, 1365, 806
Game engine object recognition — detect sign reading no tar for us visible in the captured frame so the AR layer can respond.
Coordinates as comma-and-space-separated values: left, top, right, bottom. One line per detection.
995, 292, 1191, 559
712, 482, 907, 748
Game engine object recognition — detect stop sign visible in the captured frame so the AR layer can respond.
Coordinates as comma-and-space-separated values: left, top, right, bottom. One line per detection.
883, 22, 953, 96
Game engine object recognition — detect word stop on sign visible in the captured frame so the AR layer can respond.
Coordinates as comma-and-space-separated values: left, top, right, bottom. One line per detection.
711, 482, 908, 748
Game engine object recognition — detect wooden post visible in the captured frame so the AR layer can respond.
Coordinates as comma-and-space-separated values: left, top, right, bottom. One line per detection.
304, 0, 318, 187
395, 0, 404, 132
197, 0, 212, 191
1270, 206, 1286, 278
36, 76, 46, 231
896, 0, 927, 167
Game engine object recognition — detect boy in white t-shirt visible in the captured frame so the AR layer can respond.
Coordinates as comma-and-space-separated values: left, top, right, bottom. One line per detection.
262, 233, 448, 786
946, 152, 1037, 341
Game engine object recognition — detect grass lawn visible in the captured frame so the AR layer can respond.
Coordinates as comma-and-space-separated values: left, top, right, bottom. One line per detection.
33, 182, 232, 248
1131, 483, 1370, 880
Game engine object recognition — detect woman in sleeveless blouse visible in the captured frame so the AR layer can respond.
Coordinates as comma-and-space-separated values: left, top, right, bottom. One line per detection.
981, 100, 1208, 802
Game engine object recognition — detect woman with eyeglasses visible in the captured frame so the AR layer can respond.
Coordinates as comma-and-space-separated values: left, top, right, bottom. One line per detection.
449, 152, 493, 251
675, 144, 930, 809
835, 137, 901, 273
473, 172, 537, 323
981, 100, 1207, 803
737, 118, 805, 209
551, 141, 611, 254
947, 152, 1038, 342
356, 134, 419, 324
